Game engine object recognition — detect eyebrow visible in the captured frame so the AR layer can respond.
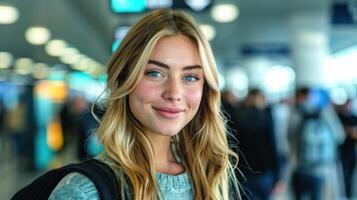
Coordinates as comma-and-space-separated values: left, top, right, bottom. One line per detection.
148, 59, 202, 71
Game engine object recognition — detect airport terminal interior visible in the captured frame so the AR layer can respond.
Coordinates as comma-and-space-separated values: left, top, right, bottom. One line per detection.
0, 0, 357, 199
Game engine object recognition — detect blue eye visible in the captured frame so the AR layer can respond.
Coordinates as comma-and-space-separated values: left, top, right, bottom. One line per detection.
184, 75, 199, 82
145, 70, 162, 78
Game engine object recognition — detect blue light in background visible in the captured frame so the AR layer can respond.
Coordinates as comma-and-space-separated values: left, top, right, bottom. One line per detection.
111, 0, 146, 13
112, 26, 131, 52
112, 40, 120, 52
34, 97, 54, 170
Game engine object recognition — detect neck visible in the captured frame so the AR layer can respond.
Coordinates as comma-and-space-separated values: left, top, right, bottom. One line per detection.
148, 134, 175, 163
147, 133, 184, 175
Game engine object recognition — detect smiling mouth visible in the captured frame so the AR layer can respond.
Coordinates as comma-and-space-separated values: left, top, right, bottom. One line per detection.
153, 107, 184, 118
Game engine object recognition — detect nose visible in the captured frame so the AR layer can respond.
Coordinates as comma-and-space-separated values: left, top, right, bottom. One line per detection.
162, 78, 182, 102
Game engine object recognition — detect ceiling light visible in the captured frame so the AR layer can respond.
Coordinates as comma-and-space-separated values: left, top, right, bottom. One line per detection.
25, 27, 51, 45
60, 47, 79, 56
0, 51, 13, 69
45, 39, 67, 56
199, 24, 216, 41
59, 47, 81, 64
185, 0, 211, 11
32, 63, 50, 79
0, 5, 19, 24
147, 0, 173, 9
15, 58, 33, 75
72, 57, 92, 71
263, 66, 295, 93
211, 4, 239, 23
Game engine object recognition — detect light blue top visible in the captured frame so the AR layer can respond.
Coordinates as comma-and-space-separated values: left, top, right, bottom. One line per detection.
48, 156, 193, 200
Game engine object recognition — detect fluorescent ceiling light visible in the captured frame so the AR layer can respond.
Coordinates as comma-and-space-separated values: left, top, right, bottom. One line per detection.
45, 39, 67, 56
0, 5, 19, 24
211, 4, 239, 23
32, 63, 50, 79
185, 0, 211, 11
199, 24, 216, 41
15, 58, 33, 75
0, 52, 13, 69
25, 27, 51, 45
263, 66, 295, 93
60, 47, 81, 65
72, 57, 92, 71
147, 0, 173, 9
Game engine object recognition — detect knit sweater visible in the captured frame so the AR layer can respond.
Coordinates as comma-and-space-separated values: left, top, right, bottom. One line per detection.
48, 155, 193, 200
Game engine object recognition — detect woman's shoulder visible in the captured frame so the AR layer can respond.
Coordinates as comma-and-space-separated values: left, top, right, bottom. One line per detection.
48, 172, 99, 200
48, 155, 122, 200
96, 152, 123, 177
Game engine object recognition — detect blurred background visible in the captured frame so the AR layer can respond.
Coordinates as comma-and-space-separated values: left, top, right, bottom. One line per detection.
0, 0, 356, 199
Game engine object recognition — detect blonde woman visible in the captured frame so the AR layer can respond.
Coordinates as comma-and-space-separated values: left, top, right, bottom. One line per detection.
49, 9, 239, 200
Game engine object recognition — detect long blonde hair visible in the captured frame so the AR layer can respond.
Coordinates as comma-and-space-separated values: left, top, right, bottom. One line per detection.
96, 9, 239, 200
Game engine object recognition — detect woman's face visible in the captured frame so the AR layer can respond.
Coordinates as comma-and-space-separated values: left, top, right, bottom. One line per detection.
129, 35, 204, 138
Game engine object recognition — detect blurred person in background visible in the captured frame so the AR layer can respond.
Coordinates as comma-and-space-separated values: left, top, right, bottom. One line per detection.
78, 100, 102, 160
0, 99, 4, 131
221, 89, 239, 117
221, 89, 240, 151
70, 95, 93, 160
234, 88, 282, 200
46, 9, 240, 200
60, 95, 89, 160
60, 95, 100, 160
288, 87, 345, 200
0, 99, 5, 165
221, 89, 245, 198
335, 98, 357, 199
270, 97, 293, 198
3, 96, 27, 168
59, 97, 79, 151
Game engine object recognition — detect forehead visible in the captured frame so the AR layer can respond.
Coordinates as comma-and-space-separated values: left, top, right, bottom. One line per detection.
148, 35, 202, 67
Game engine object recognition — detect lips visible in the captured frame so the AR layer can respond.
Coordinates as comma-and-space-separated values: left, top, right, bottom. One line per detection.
153, 107, 184, 118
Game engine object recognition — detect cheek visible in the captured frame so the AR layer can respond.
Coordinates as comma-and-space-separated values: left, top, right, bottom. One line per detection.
186, 87, 203, 108
131, 82, 159, 103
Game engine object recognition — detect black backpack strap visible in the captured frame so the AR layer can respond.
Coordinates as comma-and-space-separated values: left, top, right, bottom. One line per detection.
11, 159, 121, 200
64, 159, 121, 200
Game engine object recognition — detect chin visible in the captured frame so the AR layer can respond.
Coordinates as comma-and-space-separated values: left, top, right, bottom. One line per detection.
150, 121, 185, 135
153, 127, 182, 137
157, 130, 180, 137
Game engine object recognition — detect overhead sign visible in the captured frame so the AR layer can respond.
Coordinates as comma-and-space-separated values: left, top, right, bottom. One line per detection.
241, 43, 290, 57
331, 2, 357, 25
111, 0, 146, 13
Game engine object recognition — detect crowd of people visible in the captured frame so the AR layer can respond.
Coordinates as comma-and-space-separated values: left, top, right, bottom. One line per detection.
222, 87, 357, 200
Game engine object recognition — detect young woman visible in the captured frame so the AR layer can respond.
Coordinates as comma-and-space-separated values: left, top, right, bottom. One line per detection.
49, 9, 239, 200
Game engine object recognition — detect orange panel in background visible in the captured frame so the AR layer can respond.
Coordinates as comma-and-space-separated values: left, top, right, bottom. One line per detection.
34, 80, 68, 102
46, 118, 64, 151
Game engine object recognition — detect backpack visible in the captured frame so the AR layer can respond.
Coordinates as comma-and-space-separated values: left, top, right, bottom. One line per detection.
296, 112, 336, 168
12, 159, 121, 200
